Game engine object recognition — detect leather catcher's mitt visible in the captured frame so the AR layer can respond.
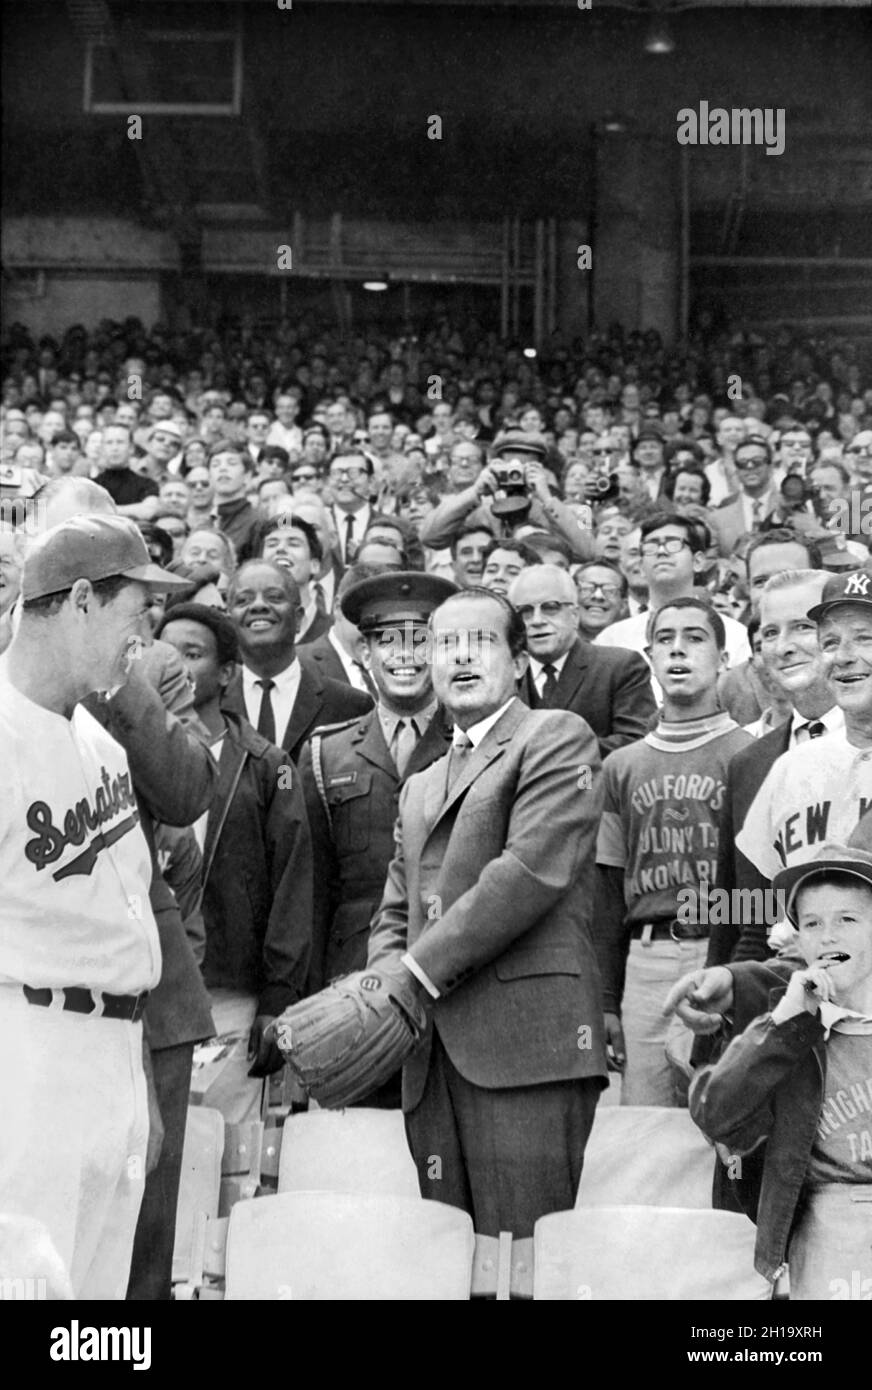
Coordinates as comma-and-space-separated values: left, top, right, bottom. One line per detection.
267, 959, 428, 1108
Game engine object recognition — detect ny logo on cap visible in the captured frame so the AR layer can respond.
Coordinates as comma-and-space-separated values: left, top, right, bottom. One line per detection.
843, 572, 871, 596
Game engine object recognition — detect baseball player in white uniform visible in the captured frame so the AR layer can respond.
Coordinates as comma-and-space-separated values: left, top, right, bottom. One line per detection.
0, 514, 186, 1298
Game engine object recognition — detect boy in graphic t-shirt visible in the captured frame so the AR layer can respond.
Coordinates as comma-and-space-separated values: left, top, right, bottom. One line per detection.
595, 596, 754, 1105
690, 843, 872, 1299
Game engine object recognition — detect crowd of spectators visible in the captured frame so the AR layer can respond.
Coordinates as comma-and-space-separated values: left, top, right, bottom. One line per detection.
2, 309, 871, 1302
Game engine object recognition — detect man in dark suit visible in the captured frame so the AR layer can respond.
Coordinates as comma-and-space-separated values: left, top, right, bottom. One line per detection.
366, 587, 608, 1237
299, 571, 456, 1004
298, 563, 394, 698
706, 567, 841, 965
511, 563, 657, 758
221, 559, 371, 764
156, 603, 314, 1081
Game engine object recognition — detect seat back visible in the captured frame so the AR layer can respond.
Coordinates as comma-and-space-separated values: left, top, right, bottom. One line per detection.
224, 1192, 475, 1300
578, 1106, 713, 1209
533, 1206, 770, 1300
277, 1108, 419, 1197
172, 1107, 225, 1285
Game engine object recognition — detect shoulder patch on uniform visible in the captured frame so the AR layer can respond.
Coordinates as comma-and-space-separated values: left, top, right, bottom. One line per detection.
327, 771, 358, 787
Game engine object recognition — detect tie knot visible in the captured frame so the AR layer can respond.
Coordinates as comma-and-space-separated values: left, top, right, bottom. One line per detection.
257, 678, 275, 693
543, 663, 557, 677
807, 720, 825, 739
453, 731, 472, 751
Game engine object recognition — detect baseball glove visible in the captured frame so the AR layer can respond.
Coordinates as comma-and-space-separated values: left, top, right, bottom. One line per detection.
266, 958, 429, 1108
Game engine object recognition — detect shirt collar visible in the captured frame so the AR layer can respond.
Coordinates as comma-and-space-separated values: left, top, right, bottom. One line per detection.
463, 697, 516, 749
378, 699, 437, 746
241, 658, 299, 695
790, 705, 844, 740
819, 1001, 872, 1038
528, 650, 570, 679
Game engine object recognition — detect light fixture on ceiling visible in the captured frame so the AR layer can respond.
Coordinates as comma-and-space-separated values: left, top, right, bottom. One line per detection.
523, 347, 537, 359
362, 280, 388, 292
644, 19, 675, 55
601, 114, 626, 134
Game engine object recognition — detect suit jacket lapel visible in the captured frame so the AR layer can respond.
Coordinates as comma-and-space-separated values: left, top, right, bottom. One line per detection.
518, 667, 538, 708
425, 698, 527, 830
284, 662, 321, 754
405, 707, 453, 781
552, 638, 588, 709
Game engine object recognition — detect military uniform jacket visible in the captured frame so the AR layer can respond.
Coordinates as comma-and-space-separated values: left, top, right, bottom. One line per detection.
298, 705, 453, 994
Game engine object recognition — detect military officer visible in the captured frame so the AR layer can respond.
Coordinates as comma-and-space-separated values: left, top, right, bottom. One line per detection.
298, 572, 457, 1073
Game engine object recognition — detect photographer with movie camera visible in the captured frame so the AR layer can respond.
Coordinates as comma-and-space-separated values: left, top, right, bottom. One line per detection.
419, 429, 594, 561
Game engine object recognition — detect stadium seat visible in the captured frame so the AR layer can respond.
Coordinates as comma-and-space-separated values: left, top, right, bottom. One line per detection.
224, 1192, 476, 1300
172, 1107, 225, 1296
276, 1108, 420, 1197
530, 1207, 771, 1300
577, 1106, 714, 1209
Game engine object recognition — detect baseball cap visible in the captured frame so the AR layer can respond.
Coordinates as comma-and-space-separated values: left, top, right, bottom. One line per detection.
773, 842, 872, 925
807, 567, 872, 621
21, 514, 189, 601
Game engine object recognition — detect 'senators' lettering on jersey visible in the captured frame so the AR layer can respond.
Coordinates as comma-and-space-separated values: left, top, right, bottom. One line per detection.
24, 766, 139, 878
0, 662, 161, 995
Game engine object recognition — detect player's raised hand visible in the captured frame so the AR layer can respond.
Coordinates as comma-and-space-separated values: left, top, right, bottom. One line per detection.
662, 966, 733, 1034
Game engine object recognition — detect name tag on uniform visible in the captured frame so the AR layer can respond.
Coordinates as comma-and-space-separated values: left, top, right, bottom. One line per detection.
328, 772, 358, 787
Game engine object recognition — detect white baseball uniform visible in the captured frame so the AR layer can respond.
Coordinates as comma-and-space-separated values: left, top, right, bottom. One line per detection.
0, 657, 161, 1298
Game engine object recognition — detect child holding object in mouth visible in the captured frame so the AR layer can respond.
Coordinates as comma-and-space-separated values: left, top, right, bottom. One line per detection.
689, 842, 872, 1300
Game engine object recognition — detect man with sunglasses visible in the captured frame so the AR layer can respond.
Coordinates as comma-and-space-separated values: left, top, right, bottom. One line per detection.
709, 436, 781, 558
511, 563, 656, 758
595, 512, 750, 701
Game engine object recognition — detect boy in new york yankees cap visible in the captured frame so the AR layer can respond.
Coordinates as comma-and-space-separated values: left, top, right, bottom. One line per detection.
0, 515, 184, 1298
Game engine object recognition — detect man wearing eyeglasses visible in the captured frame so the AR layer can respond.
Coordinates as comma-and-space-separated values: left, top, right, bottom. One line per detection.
709, 437, 780, 558
328, 448, 376, 567
511, 564, 656, 758
574, 559, 628, 641
596, 512, 751, 701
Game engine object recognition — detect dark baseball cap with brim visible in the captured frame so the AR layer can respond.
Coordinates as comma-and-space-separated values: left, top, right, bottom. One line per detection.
22, 514, 189, 601
808, 567, 872, 621
773, 842, 872, 925
341, 570, 458, 632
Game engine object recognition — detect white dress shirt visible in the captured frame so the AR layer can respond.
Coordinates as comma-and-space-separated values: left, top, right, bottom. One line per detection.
739, 487, 777, 533
464, 697, 516, 748
527, 650, 569, 699
241, 659, 301, 745
327, 628, 370, 693
333, 503, 372, 563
